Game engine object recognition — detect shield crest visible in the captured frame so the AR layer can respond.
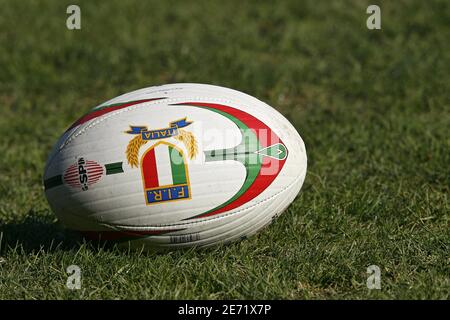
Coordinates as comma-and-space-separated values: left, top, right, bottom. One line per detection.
140, 141, 191, 205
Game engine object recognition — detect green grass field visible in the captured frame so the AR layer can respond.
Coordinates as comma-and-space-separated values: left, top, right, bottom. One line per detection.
0, 0, 448, 299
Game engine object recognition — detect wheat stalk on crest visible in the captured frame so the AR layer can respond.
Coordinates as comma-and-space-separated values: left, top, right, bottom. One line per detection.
126, 135, 148, 168
175, 129, 198, 159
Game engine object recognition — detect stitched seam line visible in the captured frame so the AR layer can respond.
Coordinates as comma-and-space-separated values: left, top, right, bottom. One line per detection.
60, 97, 241, 151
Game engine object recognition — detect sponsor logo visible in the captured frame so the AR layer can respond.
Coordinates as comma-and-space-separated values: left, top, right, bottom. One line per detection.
125, 118, 197, 205
63, 158, 104, 191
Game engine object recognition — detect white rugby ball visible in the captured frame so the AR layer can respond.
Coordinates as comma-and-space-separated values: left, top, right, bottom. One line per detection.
44, 83, 307, 249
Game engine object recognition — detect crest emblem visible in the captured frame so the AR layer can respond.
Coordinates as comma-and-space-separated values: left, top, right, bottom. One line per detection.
125, 118, 197, 205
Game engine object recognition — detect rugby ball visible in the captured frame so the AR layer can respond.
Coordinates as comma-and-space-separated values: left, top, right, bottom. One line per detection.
44, 83, 307, 249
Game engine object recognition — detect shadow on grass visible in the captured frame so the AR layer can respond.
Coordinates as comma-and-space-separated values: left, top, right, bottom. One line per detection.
0, 215, 240, 257
0, 215, 192, 257
0, 215, 83, 254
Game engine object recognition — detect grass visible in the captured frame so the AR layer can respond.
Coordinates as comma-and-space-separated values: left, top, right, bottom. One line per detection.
0, 0, 449, 299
